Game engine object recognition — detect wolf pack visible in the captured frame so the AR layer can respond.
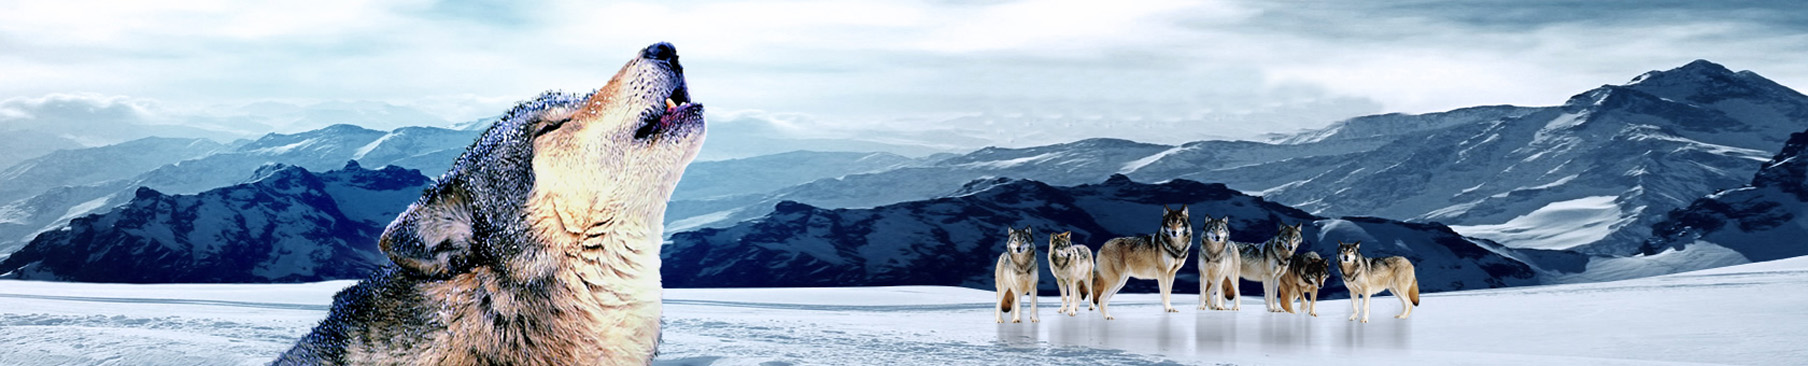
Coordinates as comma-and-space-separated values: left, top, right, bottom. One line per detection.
995, 205, 1420, 324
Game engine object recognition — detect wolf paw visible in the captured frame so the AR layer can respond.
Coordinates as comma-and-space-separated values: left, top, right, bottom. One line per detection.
1361, 317, 1370, 323
1395, 314, 1408, 319
1348, 315, 1358, 321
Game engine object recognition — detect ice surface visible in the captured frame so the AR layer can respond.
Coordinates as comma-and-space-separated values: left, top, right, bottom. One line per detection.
3, 256, 1806, 365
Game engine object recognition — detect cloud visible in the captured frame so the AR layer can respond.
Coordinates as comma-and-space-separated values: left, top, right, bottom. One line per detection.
4, 0, 1806, 152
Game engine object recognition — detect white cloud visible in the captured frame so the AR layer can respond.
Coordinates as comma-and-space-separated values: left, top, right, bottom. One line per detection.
4, 0, 1807, 152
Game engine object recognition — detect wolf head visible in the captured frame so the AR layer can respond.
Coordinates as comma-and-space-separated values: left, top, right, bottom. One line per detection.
378, 42, 705, 285
1200, 215, 1229, 244
1048, 231, 1070, 257
1159, 205, 1192, 249
1295, 251, 1330, 288
1006, 226, 1035, 255
1273, 222, 1305, 255
1337, 241, 1362, 268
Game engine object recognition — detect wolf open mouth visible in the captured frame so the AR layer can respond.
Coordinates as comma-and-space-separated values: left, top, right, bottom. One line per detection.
634, 54, 702, 140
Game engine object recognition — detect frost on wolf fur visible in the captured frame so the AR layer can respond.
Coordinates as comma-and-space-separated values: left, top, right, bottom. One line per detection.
273, 42, 706, 365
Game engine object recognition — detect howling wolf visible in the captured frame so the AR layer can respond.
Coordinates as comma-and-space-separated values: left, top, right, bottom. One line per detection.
274, 42, 705, 365
1092, 205, 1192, 320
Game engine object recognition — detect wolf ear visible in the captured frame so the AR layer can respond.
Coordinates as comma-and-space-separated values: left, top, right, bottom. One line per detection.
1180, 205, 1189, 215
381, 184, 478, 278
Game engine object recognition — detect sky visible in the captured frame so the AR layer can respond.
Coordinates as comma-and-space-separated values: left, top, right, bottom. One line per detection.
2, 0, 1806, 156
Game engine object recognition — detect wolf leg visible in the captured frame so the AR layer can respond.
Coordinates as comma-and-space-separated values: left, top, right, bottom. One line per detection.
1360, 293, 1372, 323
1053, 277, 1070, 315
1098, 274, 1127, 320
1348, 287, 1360, 322
1395, 286, 1412, 319
1198, 270, 1211, 310
1307, 291, 1318, 317
1158, 275, 1178, 313
1030, 286, 1039, 323
1229, 277, 1241, 311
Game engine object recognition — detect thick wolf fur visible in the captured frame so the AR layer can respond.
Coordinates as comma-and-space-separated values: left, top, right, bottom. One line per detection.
1237, 223, 1305, 312
273, 43, 705, 365
996, 226, 1040, 323
1091, 206, 1192, 319
1277, 252, 1330, 317
1337, 241, 1421, 323
1047, 231, 1094, 316
1196, 215, 1241, 311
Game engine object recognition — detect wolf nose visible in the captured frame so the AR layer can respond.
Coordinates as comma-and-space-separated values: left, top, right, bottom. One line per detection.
641, 42, 678, 61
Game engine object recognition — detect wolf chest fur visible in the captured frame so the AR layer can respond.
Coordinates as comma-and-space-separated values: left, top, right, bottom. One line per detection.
274, 42, 705, 365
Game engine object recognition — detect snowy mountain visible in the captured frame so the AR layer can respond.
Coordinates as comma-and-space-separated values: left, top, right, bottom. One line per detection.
1235, 60, 1804, 256
0, 137, 227, 204
0, 125, 476, 259
672, 151, 929, 200
0, 162, 426, 283
666, 60, 1808, 261
663, 175, 1537, 296
1643, 129, 1808, 264
0, 130, 83, 173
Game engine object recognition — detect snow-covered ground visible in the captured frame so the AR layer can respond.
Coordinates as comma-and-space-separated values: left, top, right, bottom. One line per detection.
5, 256, 1808, 365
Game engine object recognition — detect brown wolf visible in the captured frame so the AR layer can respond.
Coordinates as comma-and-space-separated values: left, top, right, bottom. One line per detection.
273, 42, 705, 365
1336, 241, 1421, 323
1277, 251, 1330, 316
1091, 205, 1192, 320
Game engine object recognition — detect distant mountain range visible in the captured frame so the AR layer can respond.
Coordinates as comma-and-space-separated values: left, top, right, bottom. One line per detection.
0, 162, 427, 282
1, 59, 1805, 290
663, 175, 1538, 297
663, 60, 1808, 263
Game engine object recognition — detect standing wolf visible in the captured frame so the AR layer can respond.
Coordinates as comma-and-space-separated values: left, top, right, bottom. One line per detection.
1237, 223, 1305, 312
995, 226, 1040, 323
274, 43, 705, 365
1277, 251, 1330, 317
1047, 231, 1094, 316
1092, 205, 1192, 319
1337, 241, 1420, 323
1196, 215, 1242, 311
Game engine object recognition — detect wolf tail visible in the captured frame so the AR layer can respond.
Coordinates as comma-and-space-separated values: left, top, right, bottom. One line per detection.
1001, 289, 1017, 312
1077, 277, 1092, 303
1408, 281, 1420, 306
1222, 278, 1236, 300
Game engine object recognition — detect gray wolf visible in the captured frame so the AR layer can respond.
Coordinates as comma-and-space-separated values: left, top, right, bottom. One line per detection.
1196, 215, 1241, 311
1047, 231, 1094, 316
1092, 205, 1192, 319
1237, 223, 1305, 312
274, 42, 705, 365
1337, 241, 1420, 323
996, 226, 1040, 323
1277, 251, 1330, 316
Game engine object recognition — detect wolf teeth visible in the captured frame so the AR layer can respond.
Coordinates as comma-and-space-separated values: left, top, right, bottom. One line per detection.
665, 98, 677, 109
